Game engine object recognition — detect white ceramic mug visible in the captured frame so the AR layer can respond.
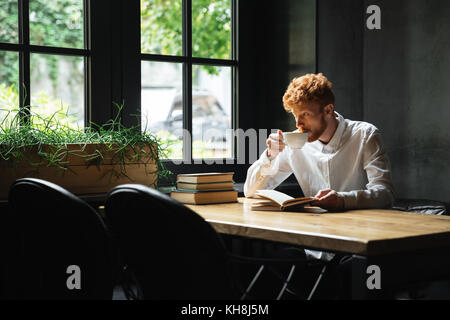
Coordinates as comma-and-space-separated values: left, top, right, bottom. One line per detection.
282, 131, 309, 149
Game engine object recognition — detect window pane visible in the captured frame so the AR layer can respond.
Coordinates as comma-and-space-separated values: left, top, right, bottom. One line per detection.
30, 53, 84, 127
0, 0, 18, 44
141, 61, 183, 159
29, 0, 84, 49
192, 0, 231, 60
141, 0, 182, 56
0, 51, 20, 125
192, 65, 232, 159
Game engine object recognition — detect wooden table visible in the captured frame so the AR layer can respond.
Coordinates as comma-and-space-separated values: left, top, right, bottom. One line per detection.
187, 198, 450, 299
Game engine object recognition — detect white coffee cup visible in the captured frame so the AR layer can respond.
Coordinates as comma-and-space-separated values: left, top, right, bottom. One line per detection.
282, 131, 309, 149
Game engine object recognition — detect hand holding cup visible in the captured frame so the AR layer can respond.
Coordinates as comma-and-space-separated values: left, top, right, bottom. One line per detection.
266, 130, 285, 159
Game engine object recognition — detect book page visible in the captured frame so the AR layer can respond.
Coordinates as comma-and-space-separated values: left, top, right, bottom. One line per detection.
251, 200, 277, 207
283, 197, 316, 207
250, 206, 283, 212
255, 190, 293, 207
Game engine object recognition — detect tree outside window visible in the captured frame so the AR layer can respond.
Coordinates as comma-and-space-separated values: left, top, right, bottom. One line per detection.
140, 0, 235, 160
0, 0, 85, 128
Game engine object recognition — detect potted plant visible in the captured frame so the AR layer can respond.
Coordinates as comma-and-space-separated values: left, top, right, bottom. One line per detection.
0, 103, 170, 200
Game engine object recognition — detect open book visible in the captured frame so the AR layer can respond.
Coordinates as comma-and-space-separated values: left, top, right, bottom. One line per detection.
252, 190, 327, 213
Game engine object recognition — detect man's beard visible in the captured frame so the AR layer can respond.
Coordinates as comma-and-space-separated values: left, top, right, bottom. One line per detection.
306, 116, 327, 142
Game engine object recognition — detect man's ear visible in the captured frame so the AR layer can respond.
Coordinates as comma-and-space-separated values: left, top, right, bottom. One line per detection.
324, 104, 334, 118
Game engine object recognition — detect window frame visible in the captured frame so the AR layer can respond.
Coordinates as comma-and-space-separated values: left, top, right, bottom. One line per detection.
140, 0, 238, 164
1, 0, 317, 187
0, 0, 90, 125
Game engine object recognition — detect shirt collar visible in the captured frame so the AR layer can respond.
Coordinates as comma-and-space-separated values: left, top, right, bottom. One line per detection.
319, 111, 346, 153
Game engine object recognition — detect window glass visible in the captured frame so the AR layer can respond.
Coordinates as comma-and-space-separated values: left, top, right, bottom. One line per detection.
141, 0, 182, 56
0, 0, 18, 44
140, 0, 235, 161
0, 51, 20, 125
192, 65, 232, 159
141, 61, 183, 159
192, 0, 231, 59
29, 0, 84, 49
30, 53, 84, 127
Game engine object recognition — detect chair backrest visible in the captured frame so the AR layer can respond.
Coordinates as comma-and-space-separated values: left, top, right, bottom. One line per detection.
105, 184, 235, 299
7, 178, 114, 299
392, 198, 448, 215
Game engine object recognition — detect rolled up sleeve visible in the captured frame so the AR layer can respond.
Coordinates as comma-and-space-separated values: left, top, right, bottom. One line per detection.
244, 148, 293, 198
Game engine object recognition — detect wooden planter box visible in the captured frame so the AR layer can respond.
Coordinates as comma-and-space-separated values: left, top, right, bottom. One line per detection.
0, 143, 158, 200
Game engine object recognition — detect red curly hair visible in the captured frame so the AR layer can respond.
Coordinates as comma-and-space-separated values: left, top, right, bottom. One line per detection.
282, 73, 335, 111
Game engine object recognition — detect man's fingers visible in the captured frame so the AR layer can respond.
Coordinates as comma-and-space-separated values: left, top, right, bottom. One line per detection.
314, 189, 332, 199
269, 134, 282, 142
278, 130, 283, 139
319, 191, 335, 201
314, 190, 324, 198
268, 137, 285, 147
270, 140, 286, 148
270, 130, 285, 141
311, 190, 344, 211
278, 130, 285, 144
267, 131, 286, 156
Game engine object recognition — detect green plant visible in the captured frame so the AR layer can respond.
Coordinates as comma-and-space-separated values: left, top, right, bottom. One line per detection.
0, 102, 172, 186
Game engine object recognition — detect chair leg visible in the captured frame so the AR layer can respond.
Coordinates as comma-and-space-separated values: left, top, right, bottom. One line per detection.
240, 265, 265, 300
307, 265, 327, 300
121, 267, 143, 300
276, 264, 296, 300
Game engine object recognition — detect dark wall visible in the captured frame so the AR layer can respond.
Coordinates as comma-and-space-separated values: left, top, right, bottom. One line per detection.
239, 0, 316, 145
240, 0, 450, 201
318, 0, 450, 202
317, 0, 364, 120
237, 0, 316, 186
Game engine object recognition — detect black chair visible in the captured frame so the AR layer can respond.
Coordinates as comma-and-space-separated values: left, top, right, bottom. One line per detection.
105, 184, 321, 300
391, 198, 450, 299
0, 200, 13, 300
6, 178, 114, 299
392, 198, 449, 215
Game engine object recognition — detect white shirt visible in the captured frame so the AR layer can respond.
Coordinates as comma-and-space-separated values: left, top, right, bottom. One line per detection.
244, 112, 395, 208
244, 112, 395, 260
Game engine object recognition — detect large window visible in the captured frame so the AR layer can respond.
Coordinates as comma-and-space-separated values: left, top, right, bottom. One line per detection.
140, 0, 236, 161
0, 0, 87, 127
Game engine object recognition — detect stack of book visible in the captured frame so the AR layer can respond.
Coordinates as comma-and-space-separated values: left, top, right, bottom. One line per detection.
170, 172, 238, 204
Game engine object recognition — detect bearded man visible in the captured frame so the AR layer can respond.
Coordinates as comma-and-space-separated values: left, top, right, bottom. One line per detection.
245, 73, 395, 212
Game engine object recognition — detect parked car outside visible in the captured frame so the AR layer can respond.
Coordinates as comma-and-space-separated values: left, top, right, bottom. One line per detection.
142, 88, 231, 150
